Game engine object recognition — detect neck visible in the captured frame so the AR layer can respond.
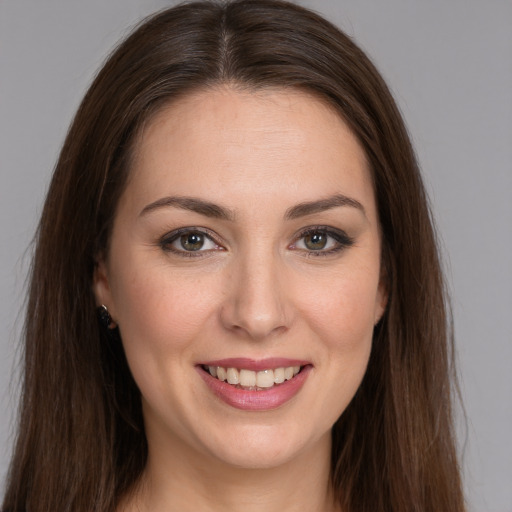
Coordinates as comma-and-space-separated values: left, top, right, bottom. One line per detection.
121, 430, 340, 512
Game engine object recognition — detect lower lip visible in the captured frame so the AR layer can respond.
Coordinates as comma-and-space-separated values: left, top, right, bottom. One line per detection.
197, 365, 312, 411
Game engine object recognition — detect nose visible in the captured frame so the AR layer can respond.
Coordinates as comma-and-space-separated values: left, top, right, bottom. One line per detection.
219, 249, 292, 340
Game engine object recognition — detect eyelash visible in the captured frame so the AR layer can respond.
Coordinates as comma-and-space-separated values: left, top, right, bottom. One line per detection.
158, 225, 354, 258
291, 226, 354, 257
159, 227, 223, 258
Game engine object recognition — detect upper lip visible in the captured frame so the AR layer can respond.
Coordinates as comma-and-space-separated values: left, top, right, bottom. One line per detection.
198, 357, 311, 371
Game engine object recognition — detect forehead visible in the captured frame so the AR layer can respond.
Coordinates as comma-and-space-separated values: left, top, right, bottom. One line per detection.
125, 86, 376, 219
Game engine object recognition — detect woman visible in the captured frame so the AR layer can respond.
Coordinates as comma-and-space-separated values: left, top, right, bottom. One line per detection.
2, 1, 465, 511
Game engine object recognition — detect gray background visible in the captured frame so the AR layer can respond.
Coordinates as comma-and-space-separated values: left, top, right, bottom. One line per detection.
1, 1, 511, 510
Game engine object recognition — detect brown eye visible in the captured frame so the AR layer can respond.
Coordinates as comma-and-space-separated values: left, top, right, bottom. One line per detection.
160, 228, 222, 255
303, 232, 328, 250
292, 226, 354, 256
180, 232, 205, 251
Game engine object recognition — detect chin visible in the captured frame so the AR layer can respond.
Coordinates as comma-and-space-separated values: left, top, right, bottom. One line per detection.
198, 422, 327, 470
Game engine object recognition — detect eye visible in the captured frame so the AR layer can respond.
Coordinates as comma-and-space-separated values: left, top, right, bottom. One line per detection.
300, 231, 332, 251
160, 228, 223, 255
291, 227, 354, 255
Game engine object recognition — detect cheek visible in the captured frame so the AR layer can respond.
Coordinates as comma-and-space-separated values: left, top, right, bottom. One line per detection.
300, 265, 380, 348
108, 258, 223, 413
109, 255, 221, 355
305, 270, 378, 412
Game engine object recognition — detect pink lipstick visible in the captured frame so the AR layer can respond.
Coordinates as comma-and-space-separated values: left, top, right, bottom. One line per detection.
196, 358, 312, 411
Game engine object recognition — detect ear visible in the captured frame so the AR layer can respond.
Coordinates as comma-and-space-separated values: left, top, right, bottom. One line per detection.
93, 255, 117, 320
374, 279, 388, 325
374, 260, 389, 325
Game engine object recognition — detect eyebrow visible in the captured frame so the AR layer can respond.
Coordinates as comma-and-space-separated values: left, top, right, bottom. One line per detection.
284, 194, 366, 220
140, 196, 236, 221
140, 193, 365, 221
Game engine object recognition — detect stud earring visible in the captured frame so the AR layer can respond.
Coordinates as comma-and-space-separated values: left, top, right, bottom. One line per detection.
97, 305, 117, 330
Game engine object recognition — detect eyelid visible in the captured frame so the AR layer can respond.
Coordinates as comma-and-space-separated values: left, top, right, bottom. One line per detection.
158, 224, 353, 258
159, 226, 225, 256
289, 225, 354, 255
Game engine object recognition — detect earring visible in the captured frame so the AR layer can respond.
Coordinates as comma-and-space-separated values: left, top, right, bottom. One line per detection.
97, 305, 116, 330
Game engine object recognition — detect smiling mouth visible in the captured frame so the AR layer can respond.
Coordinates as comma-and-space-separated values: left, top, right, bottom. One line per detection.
202, 365, 303, 390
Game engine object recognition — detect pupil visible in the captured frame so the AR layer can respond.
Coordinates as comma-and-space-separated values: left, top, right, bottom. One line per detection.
305, 232, 327, 250
181, 232, 204, 251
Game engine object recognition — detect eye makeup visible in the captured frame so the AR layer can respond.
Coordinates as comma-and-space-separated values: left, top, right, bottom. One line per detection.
289, 225, 354, 257
157, 224, 354, 259
158, 226, 225, 257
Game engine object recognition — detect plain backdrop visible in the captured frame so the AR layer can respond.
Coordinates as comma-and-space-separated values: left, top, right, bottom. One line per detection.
1, 1, 511, 510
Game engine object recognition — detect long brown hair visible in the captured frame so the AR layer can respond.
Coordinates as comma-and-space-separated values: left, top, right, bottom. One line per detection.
2, 1, 465, 511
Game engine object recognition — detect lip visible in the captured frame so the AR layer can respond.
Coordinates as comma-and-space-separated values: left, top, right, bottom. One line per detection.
199, 357, 311, 372
196, 359, 313, 411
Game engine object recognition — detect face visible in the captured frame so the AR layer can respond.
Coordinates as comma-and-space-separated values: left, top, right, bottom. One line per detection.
94, 87, 386, 471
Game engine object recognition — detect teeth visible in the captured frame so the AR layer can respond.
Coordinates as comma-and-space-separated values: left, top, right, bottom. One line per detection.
226, 367, 239, 385
256, 369, 274, 388
239, 369, 256, 387
274, 367, 285, 384
206, 365, 302, 389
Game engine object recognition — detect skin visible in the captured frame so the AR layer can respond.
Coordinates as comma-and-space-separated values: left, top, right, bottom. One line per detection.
94, 86, 387, 512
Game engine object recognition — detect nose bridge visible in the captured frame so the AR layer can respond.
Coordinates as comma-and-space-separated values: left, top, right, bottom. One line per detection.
220, 241, 290, 339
